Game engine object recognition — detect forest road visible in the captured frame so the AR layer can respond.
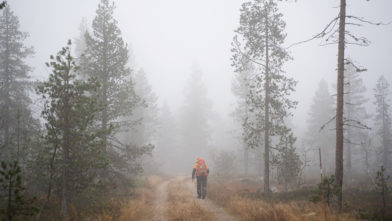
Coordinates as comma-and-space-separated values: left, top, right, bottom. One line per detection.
151, 176, 237, 221
151, 179, 169, 221
184, 177, 238, 221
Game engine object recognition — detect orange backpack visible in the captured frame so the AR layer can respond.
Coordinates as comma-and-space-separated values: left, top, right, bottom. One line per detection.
196, 158, 208, 176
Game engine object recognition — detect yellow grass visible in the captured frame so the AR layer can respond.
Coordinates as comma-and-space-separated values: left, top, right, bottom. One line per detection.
167, 178, 216, 221
227, 198, 357, 221
93, 176, 161, 221
208, 180, 359, 221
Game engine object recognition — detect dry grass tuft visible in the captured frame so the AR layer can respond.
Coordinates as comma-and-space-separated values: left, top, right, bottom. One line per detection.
93, 176, 161, 221
167, 178, 215, 221
227, 197, 357, 221
208, 179, 359, 221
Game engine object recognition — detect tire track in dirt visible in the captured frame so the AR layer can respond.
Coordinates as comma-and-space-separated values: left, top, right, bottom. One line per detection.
185, 178, 238, 221
152, 180, 169, 221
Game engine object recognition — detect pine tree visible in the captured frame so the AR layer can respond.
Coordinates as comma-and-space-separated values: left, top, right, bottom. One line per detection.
274, 130, 301, 192
231, 59, 258, 175
37, 41, 106, 220
128, 69, 158, 147
156, 102, 179, 172
179, 65, 212, 167
80, 0, 139, 151
232, 0, 297, 194
0, 161, 38, 220
73, 17, 88, 59
79, 0, 150, 181
343, 62, 369, 172
306, 79, 335, 174
0, 6, 38, 163
373, 75, 391, 170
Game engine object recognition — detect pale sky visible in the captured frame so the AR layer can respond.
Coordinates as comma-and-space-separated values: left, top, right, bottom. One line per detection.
9, 0, 392, 137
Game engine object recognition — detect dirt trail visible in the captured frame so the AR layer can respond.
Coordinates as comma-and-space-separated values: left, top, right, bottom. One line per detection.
152, 180, 169, 221
151, 176, 237, 221
185, 178, 238, 221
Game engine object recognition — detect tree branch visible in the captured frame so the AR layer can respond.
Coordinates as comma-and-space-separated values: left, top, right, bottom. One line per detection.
319, 115, 336, 132
233, 37, 266, 67
286, 16, 339, 49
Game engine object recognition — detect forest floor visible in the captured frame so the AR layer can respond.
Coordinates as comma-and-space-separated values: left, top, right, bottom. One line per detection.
92, 175, 389, 221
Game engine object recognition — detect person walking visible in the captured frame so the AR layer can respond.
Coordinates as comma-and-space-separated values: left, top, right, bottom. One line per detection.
192, 157, 209, 199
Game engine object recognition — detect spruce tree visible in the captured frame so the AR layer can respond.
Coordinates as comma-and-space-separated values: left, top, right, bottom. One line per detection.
373, 75, 391, 170
0, 6, 37, 162
80, 0, 139, 151
232, 59, 257, 175
156, 102, 179, 172
128, 69, 158, 147
79, 0, 150, 181
343, 62, 369, 172
232, 0, 297, 194
179, 65, 212, 167
0, 161, 38, 220
306, 79, 335, 174
274, 129, 301, 192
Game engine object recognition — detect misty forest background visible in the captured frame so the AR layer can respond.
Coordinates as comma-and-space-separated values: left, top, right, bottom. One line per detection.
0, 0, 391, 220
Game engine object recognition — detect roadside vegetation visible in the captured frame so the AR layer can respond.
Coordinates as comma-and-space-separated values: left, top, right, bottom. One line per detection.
207, 175, 391, 221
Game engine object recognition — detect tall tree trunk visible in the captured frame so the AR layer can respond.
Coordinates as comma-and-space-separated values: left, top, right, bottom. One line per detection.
347, 134, 351, 170
382, 94, 387, 169
8, 176, 13, 220
346, 80, 352, 171
244, 145, 249, 175
17, 109, 21, 161
264, 13, 270, 195
3, 21, 10, 158
102, 80, 108, 152
37, 143, 58, 221
335, 0, 346, 210
61, 70, 71, 221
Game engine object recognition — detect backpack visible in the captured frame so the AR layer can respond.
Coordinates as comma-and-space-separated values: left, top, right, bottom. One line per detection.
196, 158, 208, 176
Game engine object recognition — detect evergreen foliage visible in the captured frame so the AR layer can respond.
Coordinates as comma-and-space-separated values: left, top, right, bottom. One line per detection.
0, 161, 37, 220
306, 79, 335, 174
179, 65, 212, 166
129, 69, 159, 147
373, 75, 392, 170
311, 175, 340, 207
79, 0, 151, 185
274, 130, 301, 192
231, 60, 261, 175
155, 103, 179, 173
375, 166, 390, 220
0, 6, 38, 162
232, 0, 297, 193
343, 62, 369, 171
37, 40, 107, 219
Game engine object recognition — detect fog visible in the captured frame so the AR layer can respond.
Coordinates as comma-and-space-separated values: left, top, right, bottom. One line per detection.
2, 0, 392, 219
10, 0, 390, 172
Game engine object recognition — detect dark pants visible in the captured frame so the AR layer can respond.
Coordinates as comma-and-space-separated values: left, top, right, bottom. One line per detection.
196, 175, 207, 199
